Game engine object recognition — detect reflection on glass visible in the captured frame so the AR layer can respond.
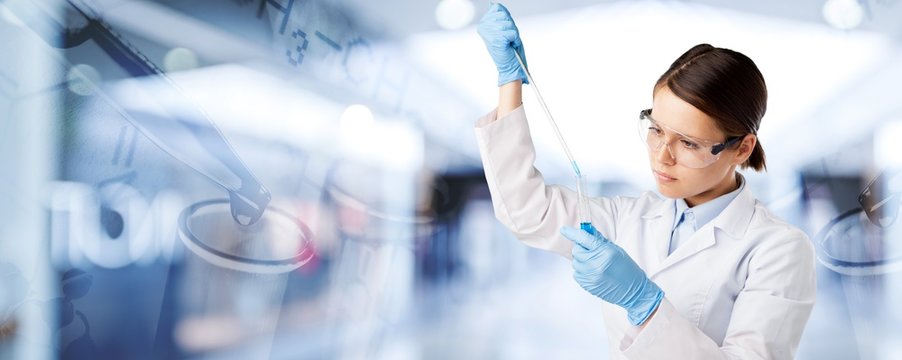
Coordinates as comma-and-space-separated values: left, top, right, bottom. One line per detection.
813, 169, 902, 277
175, 199, 314, 357
859, 169, 900, 229
178, 199, 315, 274
325, 163, 440, 243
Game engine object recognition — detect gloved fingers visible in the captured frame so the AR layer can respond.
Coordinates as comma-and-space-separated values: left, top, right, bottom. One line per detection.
571, 256, 602, 274
513, 39, 525, 51
481, 4, 515, 24
561, 226, 595, 250
572, 244, 620, 272
572, 272, 603, 294
497, 21, 518, 33
479, 13, 506, 27
499, 30, 522, 47
479, 9, 518, 37
571, 247, 591, 264
482, 3, 502, 18
484, 38, 523, 59
478, 4, 522, 52
479, 19, 517, 35
483, 9, 513, 22
483, 26, 517, 40
489, 2, 512, 17
562, 225, 610, 249
581, 223, 600, 237
478, 24, 518, 42
572, 244, 616, 269
572, 271, 591, 287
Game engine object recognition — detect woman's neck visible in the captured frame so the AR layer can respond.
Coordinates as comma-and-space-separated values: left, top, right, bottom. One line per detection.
685, 172, 740, 207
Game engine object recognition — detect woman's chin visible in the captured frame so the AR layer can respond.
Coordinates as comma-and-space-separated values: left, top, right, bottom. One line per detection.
656, 184, 682, 199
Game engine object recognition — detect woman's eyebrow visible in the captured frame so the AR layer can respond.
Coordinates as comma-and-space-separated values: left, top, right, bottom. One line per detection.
650, 117, 715, 143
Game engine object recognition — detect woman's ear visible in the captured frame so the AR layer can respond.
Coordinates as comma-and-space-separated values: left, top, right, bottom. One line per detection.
734, 134, 757, 165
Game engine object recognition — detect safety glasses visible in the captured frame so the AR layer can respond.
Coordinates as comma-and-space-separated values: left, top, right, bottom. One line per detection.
638, 109, 744, 169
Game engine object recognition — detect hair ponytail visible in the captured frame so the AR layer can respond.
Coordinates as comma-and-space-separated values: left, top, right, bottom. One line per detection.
744, 138, 766, 171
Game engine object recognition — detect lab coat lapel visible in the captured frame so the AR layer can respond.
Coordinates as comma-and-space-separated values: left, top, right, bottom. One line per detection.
649, 226, 716, 277
647, 178, 756, 278
710, 181, 756, 240
638, 197, 675, 273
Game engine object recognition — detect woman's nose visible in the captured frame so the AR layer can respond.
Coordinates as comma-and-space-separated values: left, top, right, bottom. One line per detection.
654, 141, 676, 165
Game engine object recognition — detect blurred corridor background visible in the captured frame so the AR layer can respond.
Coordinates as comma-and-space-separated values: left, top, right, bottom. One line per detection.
1, 0, 902, 358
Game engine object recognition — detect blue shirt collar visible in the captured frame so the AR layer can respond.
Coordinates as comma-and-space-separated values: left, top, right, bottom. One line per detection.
672, 173, 745, 231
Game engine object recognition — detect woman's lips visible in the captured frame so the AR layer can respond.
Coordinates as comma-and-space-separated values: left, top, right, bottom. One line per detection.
654, 170, 677, 182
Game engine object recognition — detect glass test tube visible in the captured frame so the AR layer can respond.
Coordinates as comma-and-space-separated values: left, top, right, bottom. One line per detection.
576, 174, 593, 232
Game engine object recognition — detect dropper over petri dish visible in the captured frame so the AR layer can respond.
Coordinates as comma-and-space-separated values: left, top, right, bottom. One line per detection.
7, 0, 272, 225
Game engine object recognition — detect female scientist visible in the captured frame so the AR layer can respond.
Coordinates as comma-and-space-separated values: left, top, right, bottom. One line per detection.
474, 3, 816, 359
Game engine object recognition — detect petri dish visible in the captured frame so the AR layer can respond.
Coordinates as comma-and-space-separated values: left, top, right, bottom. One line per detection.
178, 199, 314, 274
816, 208, 902, 276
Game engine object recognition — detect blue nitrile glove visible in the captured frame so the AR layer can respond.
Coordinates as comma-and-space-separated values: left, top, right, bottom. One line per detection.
561, 224, 664, 326
477, 3, 529, 86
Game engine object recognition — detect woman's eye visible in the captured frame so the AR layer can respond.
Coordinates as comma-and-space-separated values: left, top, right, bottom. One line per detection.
680, 139, 699, 149
649, 127, 663, 135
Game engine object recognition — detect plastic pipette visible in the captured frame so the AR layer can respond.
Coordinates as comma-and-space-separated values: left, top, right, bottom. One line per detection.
514, 52, 593, 232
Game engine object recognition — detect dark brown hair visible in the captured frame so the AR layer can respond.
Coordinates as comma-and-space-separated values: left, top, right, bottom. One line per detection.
654, 43, 767, 171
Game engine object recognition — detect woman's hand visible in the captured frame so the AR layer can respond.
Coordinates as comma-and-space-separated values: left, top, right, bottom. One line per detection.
477, 3, 529, 87
561, 225, 665, 326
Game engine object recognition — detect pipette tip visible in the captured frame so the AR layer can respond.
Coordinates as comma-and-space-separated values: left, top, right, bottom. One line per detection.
229, 188, 272, 226
571, 161, 581, 177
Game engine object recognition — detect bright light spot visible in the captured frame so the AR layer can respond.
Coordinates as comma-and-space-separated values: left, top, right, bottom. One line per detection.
340, 104, 375, 130
106, 64, 346, 152
338, 104, 423, 171
435, 0, 475, 30
823, 0, 864, 30
164, 47, 199, 72
67, 64, 101, 96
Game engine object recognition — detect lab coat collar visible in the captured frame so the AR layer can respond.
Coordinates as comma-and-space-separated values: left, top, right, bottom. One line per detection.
646, 173, 756, 277
710, 173, 756, 239
641, 196, 674, 220
641, 173, 754, 238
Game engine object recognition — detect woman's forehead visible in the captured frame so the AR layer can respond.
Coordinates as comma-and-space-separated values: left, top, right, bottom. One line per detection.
651, 88, 722, 141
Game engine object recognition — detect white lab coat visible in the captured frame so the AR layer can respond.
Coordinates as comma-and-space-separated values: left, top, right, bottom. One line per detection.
474, 106, 816, 359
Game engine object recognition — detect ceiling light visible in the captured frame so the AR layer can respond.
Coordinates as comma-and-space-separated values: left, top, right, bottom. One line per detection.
435, 0, 475, 31
340, 104, 374, 130
822, 0, 865, 30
